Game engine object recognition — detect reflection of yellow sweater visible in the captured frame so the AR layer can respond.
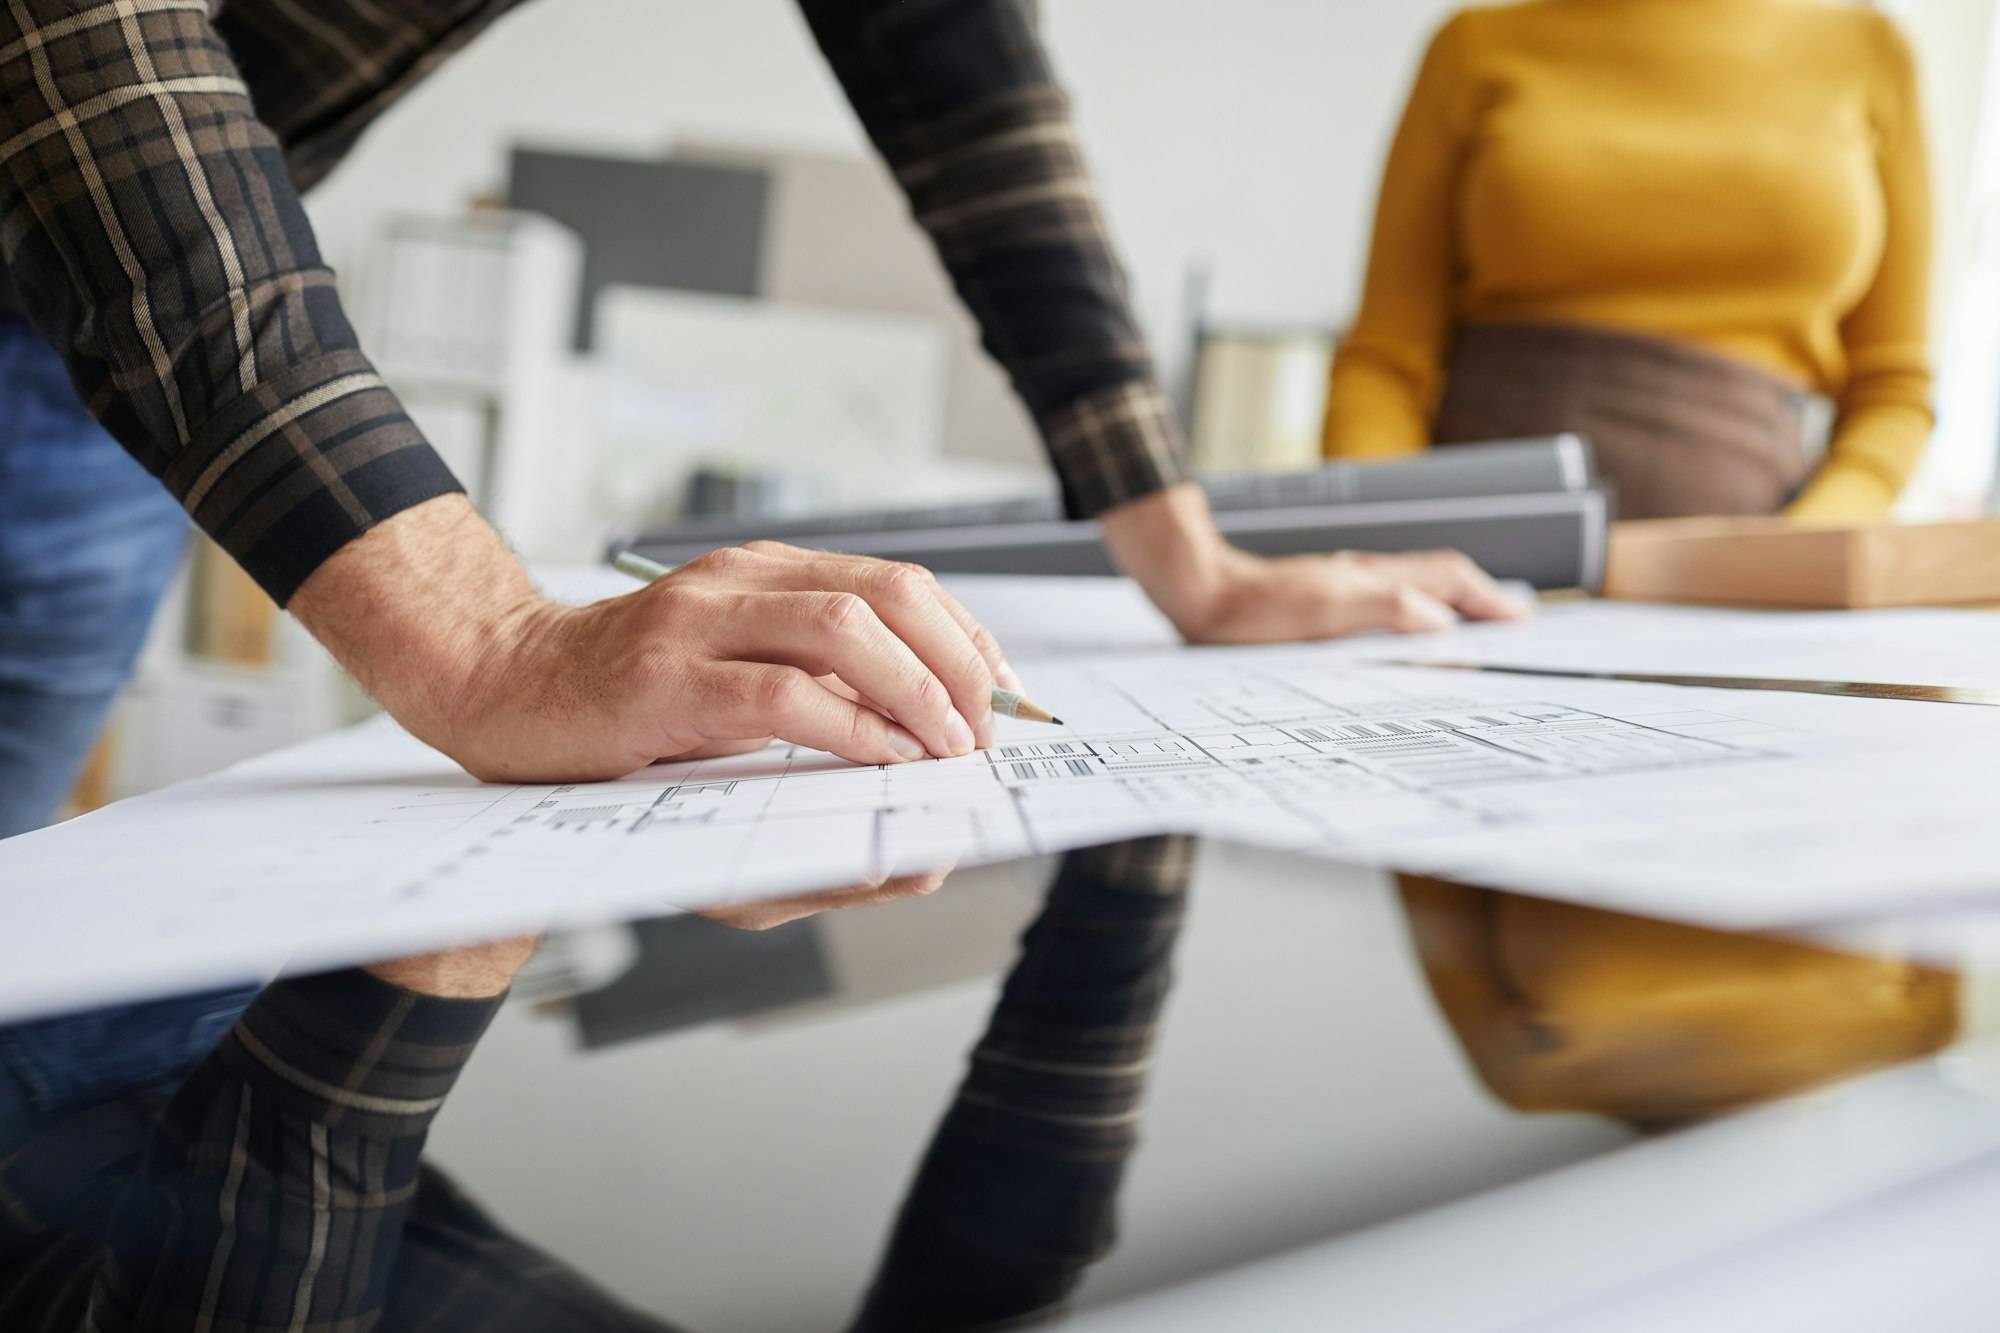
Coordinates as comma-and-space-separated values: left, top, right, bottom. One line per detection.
1322, 0, 1932, 520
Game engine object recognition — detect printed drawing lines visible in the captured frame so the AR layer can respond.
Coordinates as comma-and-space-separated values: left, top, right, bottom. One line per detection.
382, 656, 1813, 924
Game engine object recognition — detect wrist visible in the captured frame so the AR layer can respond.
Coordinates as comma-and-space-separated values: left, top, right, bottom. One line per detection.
1098, 483, 1248, 634
289, 495, 548, 756
365, 935, 539, 998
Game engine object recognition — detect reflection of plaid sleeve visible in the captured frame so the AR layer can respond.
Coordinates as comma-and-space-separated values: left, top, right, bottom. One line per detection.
91, 971, 495, 1332
801, 0, 1191, 518
0, 1, 461, 604
0, 968, 686, 1331
856, 836, 1193, 1329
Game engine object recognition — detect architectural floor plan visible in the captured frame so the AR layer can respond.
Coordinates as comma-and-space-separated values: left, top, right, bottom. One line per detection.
5, 592, 2000, 1023
419, 651, 1793, 909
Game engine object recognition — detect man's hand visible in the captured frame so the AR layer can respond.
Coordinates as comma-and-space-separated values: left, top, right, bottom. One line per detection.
1099, 482, 1531, 642
291, 496, 1013, 783
700, 868, 952, 932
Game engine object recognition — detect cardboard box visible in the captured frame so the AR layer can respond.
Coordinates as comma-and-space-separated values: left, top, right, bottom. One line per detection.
1603, 516, 2000, 608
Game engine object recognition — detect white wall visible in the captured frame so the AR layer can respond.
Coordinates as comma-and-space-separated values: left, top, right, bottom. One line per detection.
303, 0, 1992, 490
1887, 0, 2000, 509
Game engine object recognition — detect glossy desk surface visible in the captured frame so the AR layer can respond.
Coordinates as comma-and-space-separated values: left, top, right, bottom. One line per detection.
426, 840, 2000, 1332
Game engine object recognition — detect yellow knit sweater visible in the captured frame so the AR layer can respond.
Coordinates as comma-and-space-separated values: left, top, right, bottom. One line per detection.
1321, 0, 1932, 519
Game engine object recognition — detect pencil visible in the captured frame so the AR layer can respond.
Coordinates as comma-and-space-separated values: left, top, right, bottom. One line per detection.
610, 550, 1063, 725
990, 689, 1061, 725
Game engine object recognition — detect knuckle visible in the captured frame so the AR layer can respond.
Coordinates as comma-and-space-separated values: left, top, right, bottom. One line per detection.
968, 622, 1003, 663
691, 546, 750, 576
908, 669, 949, 714
869, 562, 927, 605
816, 591, 870, 635
742, 539, 795, 559
643, 582, 699, 618
958, 644, 994, 689
1366, 584, 1411, 619
844, 707, 879, 754
652, 584, 708, 620
750, 669, 803, 714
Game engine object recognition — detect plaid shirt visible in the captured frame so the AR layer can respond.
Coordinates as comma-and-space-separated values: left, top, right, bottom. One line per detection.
0, 0, 1187, 605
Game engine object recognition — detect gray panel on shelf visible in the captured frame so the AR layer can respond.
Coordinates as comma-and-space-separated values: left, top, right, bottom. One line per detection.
506, 147, 770, 350
635, 489, 1610, 592
571, 915, 833, 1050
623, 437, 1606, 589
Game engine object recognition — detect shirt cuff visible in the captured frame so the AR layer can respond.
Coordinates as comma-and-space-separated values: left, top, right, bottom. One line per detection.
158, 350, 464, 607
1042, 381, 1191, 518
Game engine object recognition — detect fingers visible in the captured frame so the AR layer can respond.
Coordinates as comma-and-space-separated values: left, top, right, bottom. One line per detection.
920, 577, 1023, 695
1319, 574, 1458, 637
706, 590, 972, 758
1376, 550, 1532, 622
1369, 582, 1460, 634
700, 867, 952, 932
834, 559, 998, 747
694, 544, 1001, 746
708, 663, 930, 766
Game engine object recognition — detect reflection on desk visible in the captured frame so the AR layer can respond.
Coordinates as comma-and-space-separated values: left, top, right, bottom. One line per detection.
418, 840, 2000, 1331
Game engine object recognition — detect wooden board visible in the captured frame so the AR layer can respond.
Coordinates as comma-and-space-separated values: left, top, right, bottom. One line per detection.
1603, 516, 2000, 608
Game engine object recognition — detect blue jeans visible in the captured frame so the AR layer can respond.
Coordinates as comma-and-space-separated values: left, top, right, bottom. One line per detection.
0, 316, 257, 1135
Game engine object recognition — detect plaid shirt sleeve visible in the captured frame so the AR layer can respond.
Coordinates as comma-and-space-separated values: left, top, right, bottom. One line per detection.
799, 0, 1192, 518
0, 0, 462, 605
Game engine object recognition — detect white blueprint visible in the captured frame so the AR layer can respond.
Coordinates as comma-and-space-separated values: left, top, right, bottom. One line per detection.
6, 583, 2000, 1021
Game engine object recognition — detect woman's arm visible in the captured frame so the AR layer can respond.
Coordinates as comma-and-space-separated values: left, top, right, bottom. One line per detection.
1321, 15, 1473, 459
1787, 17, 1934, 521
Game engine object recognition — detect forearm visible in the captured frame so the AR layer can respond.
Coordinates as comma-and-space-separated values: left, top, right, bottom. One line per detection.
1098, 483, 1243, 632
288, 494, 543, 762
799, 0, 1187, 518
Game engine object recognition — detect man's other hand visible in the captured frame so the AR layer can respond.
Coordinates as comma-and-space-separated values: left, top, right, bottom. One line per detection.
699, 868, 953, 932
291, 497, 1012, 784
1099, 482, 1532, 642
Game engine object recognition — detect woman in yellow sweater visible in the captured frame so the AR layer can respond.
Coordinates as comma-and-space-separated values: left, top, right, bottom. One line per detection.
1322, 0, 1932, 520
